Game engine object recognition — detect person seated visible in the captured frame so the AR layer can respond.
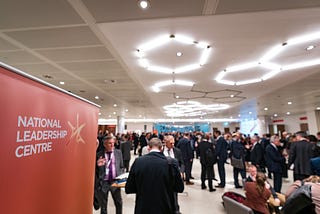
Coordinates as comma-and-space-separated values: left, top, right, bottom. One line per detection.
243, 172, 271, 214
246, 165, 285, 208
285, 175, 320, 214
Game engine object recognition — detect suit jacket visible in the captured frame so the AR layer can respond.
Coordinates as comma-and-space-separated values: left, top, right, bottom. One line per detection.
215, 136, 228, 162
173, 148, 185, 173
250, 142, 264, 167
199, 140, 215, 165
243, 182, 271, 214
265, 144, 285, 173
125, 152, 184, 214
288, 140, 314, 175
177, 137, 193, 161
230, 140, 245, 159
96, 149, 124, 182
120, 141, 131, 161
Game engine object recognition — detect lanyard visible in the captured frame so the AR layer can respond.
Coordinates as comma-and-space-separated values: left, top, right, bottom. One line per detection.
105, 152, 113, 168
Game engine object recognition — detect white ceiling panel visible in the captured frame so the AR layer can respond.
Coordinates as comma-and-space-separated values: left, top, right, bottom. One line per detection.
0, 0, 84, 29
4, 26, 101, 49
0, 37, 20, 50
82, 0, 205, 23
215, 0, 320, 15
0, 50, 43, 64
36, 46, 114, 62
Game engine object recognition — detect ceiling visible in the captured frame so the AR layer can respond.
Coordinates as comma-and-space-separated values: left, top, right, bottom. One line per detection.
1, 0, 320, 123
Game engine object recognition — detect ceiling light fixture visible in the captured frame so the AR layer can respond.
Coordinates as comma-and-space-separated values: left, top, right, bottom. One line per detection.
316, 107, 320, 110
113, 104, 117, 107
59, 81, 65, 85
288, 101, 292, 105
274, 114, 278, 117
137, 34, 211, 74
151, 79, 194, 93
125, 109, 129, 112
306, 45, 315, 51
264, 107, 268, 111
286, 112, 291, 115
138, 0, 150, 9
113, 112, 116, 115
215, 31, 320, 86
95, 96, 99, 100
230, 94, 234, 98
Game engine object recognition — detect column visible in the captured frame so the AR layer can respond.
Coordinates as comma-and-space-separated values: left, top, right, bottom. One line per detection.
306, 110, 320, 135
116, 115, 125, 134
256, 115, 270, 136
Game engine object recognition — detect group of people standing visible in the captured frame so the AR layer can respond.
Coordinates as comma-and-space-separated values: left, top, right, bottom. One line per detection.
93, 129, 320, 214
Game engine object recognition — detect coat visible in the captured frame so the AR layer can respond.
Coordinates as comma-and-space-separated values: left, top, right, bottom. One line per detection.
125, 151, 184, 214
288, 140, 314, 175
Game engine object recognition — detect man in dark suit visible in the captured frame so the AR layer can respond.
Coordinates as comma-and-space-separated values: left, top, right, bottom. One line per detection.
120, 134, 131, 172
288, 131, 314, 181
250, 135, 264, 171
96, 135, 125, 214
230, 132, 246, 188
177, 133, 194, 185
199, 133, 216, 192
125, 138, 184, 214
265, 135, 285, 193
214, 130, 228, 188
163, 135, 185, 214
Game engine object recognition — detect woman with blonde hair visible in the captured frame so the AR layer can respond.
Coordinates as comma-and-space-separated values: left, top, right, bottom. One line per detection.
243, 172, 271, 214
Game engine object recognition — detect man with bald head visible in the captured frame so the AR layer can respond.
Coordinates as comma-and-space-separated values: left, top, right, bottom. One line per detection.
126, 138, 184, 214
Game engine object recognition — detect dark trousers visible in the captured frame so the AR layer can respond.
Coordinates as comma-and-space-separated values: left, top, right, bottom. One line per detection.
294, 173, 310, 182
98, 181, 122, 214
173, 192, 180, 213
123, 160, 130, 172
184, 159, 192, 182
217, 159, 226, 186
273, 172, 282, 193
201, 164, 214, 189
233, 167, 246, 187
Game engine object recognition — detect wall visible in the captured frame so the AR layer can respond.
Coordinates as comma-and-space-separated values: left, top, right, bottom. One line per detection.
125, 122, 154, 134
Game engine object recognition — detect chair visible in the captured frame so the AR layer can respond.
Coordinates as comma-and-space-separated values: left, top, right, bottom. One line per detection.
222, 196, 254, 214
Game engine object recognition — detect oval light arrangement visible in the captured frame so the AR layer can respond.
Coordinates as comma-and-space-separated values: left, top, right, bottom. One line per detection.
215, 31, 320, 86
163, 101, 229, 117
136, 34, 212, 74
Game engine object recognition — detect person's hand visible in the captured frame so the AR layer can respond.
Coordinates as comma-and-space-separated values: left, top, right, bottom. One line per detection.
274, 198, 281, 206
97, 156, 106, 166
265, 182, 270, 189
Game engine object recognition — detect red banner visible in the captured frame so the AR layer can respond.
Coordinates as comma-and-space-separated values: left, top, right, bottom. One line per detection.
0, 65, 99, 214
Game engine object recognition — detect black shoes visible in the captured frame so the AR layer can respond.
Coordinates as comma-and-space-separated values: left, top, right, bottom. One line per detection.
209, 188, 216, 192
201, 185, 207, 189
215, 184, 225, 188
235, 185, 243, 189
186, 181, 194, 185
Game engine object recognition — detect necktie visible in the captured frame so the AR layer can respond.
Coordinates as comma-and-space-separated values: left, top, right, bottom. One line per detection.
107, 152, 113, 181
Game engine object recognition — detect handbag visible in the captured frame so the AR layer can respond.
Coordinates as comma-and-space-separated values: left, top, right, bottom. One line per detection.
231, 156, 244, 169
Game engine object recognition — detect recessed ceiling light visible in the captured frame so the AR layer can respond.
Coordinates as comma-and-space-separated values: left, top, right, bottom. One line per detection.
59, 81, 65, 85
230, 94, 234, 98
138, 0, 149, 9
316, 107, 320, 110
95, 96, 99, 100
288, 101, 292, 105
98, 112, 101, 115
264, 107, 268, 111
125, 109, 129, 112
176, 52, 183, 57
108, 115, 111, 118
113, 104, 117, 107
249, 112, 252, 114
286, 112, 291, 115
274, 114, 278, 117
113, 112, 116, 115
139, 115, 142, 117
238, 114, 241, 117
306, 45, 315, 51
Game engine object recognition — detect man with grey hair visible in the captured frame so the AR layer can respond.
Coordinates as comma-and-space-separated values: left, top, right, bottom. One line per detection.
289, 131, 315, 181
125, 138, 184, 214
265, 135, 285, 192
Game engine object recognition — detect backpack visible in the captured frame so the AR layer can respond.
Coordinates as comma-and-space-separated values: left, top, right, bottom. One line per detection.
205, 146, 216, 164
281, 181, 316, 214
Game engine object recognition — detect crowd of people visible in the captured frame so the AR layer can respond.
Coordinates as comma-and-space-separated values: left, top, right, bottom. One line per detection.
93, 129, 320, 214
